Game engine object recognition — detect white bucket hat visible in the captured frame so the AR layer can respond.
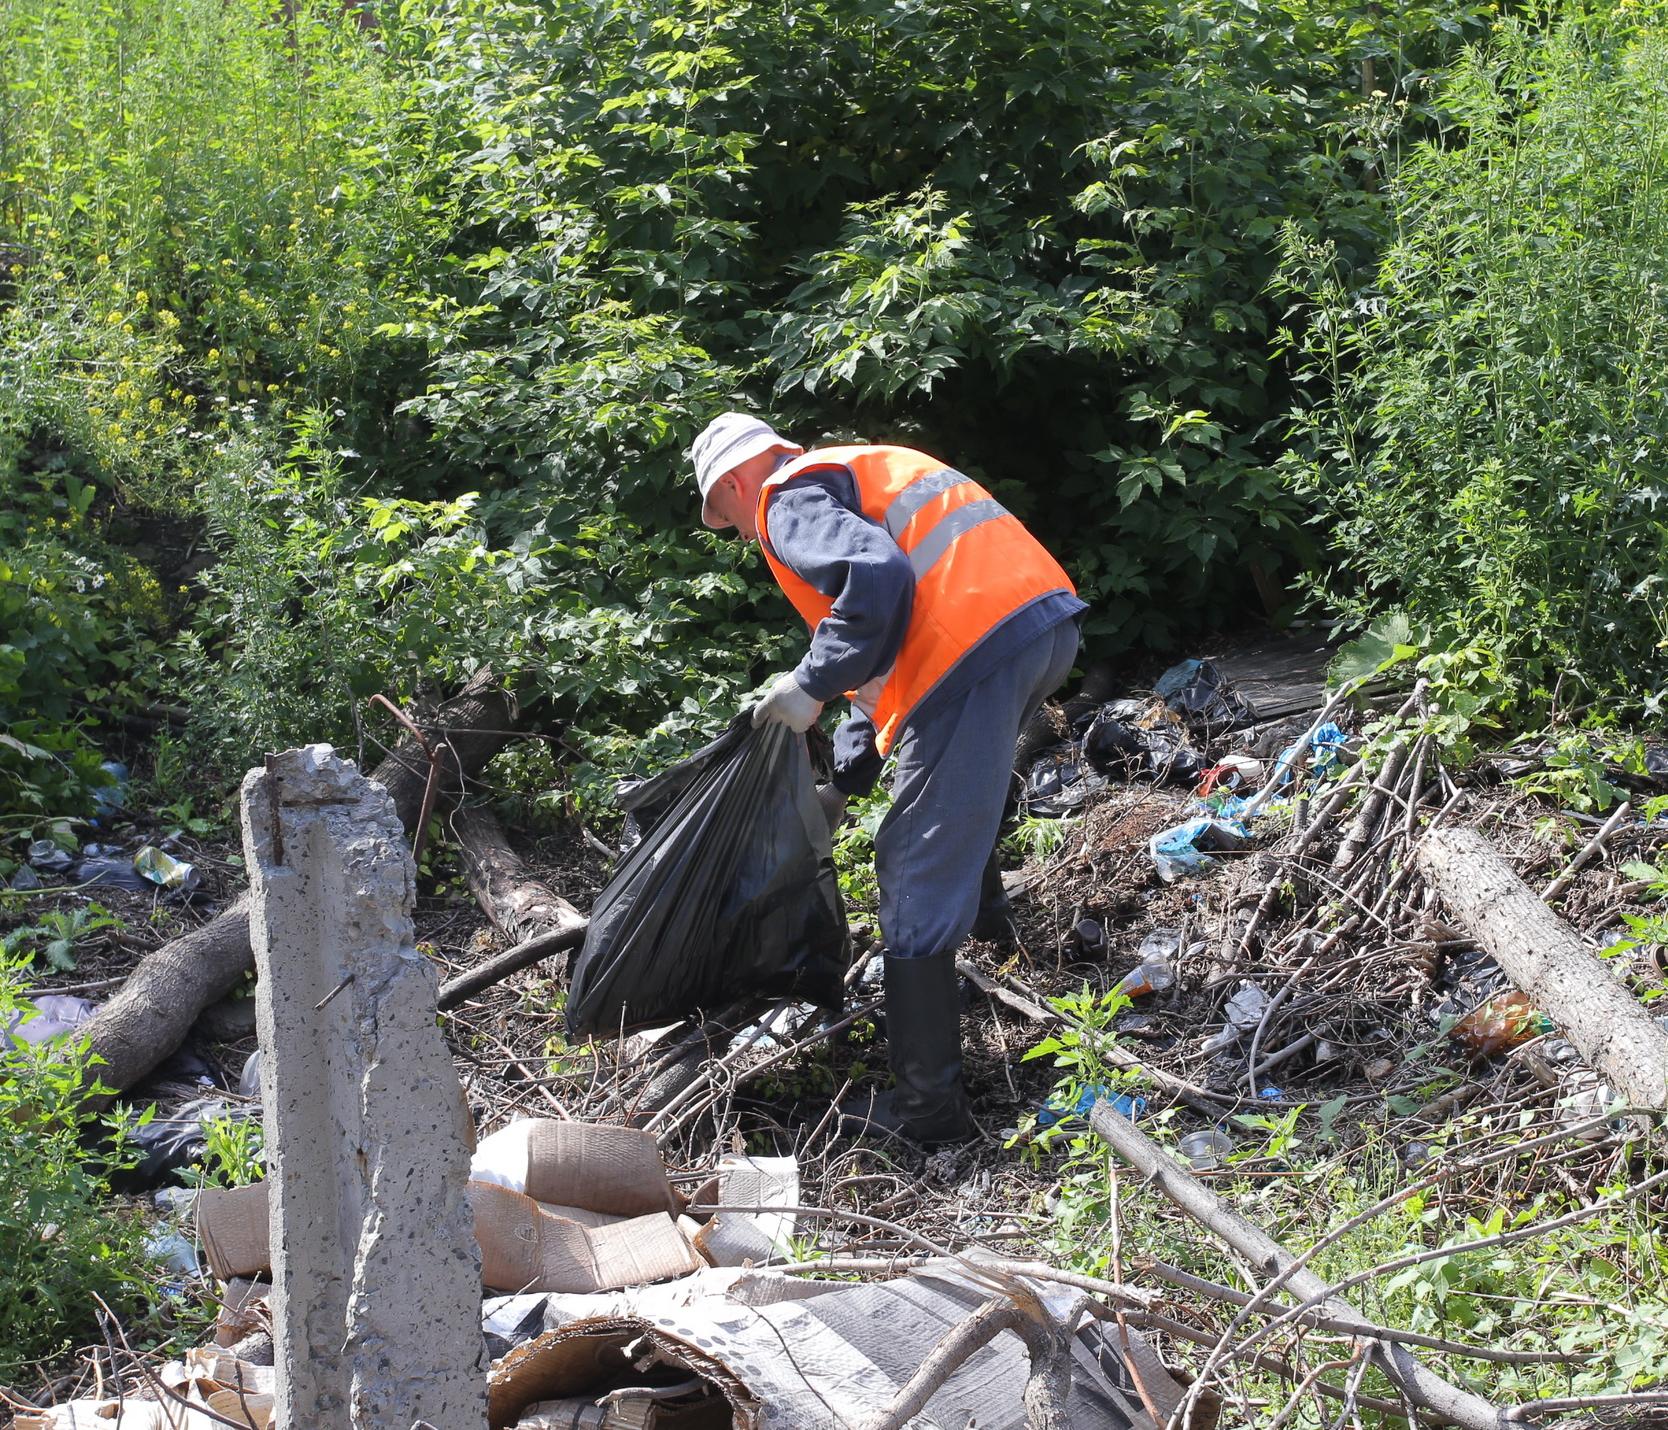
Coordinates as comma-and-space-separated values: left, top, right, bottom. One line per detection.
689, 412, 802, 528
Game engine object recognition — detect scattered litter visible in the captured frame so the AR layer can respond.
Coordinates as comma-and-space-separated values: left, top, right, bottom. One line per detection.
74, 852, 151, 891
469, 1119, 678, 1214
485, 1263, 1183, 1430
1114, 957, 1175, 999
1038, 1086, 1143, 1128
26, 838, 73, 874
128, 1097, 263, 1189
1148, 815, 1247, 881
1152, 657, 1255, 733
135, 843, 202, 894
568, 717, 847, 1037
1, 993, 95, 1049
1198, 753, 1264, 799
470, 1182, 703, 1294
1022, 743, 1109, 816
16, 1349, 273, 1429
1450, 990, 1554, 1058
1225, 982, 1270, 1032
1137, 928, 1183, 961
145, 1227, 201, 1278
690, 1153, 800, 1266
1071, 916, 1107, 955
92, 759, 129, 818
1086, 704, 1208, 786
238, 1048, 262, 1099
1021, 656, 1258, 816
7, 862, 42, 890
1177, 1128, 1234, 1170
1554, 1072, 1626, 1141
1258, 1085, 1284, 1100
155, 1185, 200, 1216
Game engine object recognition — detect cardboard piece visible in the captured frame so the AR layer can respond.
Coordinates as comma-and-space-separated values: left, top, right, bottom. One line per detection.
197, 1173, 699, 1293
213, 1277, 270, 1348
486, 1265, 1183, 1430
197, 1181, 271, 1281
514, 1394, 731, 1428
690, 1154, 798, 1267
469, 1180, 703, 1294
20, 1353, 274, 1430
472, 1119, 680, 1215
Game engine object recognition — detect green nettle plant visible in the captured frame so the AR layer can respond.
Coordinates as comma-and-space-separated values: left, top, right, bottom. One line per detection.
1280, 10, 1668, 713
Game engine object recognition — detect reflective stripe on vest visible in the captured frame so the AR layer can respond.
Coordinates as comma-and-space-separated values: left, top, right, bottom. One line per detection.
757, 444, 1075, 755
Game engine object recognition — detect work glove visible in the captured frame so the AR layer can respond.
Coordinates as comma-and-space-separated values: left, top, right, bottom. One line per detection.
816, 782, 849, 837
751, 672, 823, 734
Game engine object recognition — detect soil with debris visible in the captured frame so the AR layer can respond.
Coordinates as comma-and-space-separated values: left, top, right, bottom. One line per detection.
11, 632, 1668, 1422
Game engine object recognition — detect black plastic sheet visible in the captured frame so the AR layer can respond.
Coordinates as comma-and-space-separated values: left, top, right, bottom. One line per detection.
567, 717, 848, 1038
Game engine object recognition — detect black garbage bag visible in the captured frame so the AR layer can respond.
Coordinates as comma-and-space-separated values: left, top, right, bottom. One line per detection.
567, 716, 848, 1038
1151, 658, 1255, 735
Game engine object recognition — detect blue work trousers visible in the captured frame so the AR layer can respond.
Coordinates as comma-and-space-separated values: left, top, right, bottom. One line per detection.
876, 618, 1080, 960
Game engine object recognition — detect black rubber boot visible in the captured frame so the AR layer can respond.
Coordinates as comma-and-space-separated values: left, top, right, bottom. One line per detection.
844, 951, 974, 1145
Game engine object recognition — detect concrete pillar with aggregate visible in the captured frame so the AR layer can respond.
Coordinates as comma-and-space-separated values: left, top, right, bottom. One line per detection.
241, 744, 486, 1429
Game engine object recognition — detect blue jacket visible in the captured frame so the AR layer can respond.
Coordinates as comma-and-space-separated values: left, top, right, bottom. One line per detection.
766, 461, 1085, 794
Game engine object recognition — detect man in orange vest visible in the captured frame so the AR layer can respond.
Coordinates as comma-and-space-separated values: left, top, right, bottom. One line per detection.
690, 412, 1084, 1143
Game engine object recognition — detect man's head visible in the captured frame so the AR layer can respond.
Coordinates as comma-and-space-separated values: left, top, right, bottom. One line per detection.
690, 412, 802, 541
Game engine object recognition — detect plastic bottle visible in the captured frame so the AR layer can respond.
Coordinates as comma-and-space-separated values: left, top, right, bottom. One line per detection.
1115, 959, 1175, 999
1451, 990, 1554, 1057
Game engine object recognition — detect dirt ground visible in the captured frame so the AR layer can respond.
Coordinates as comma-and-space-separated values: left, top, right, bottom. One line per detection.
10, 645, 1667, 1414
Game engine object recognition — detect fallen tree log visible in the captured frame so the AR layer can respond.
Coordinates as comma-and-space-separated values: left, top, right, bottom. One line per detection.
76, 670, 521, 1109
1089, 1101, 1504, 1430
449, 803, 585, 945
437, 925, 586, 1013
1417, 826, 1668, 1112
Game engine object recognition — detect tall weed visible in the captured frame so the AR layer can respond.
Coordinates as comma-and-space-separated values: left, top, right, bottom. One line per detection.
1281, 10, 1668, 711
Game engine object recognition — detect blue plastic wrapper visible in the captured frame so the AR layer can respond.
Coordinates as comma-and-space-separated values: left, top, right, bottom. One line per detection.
1267, 721, 1349, 794
91, 760, 129, 819
1148, 816, 1249, 882
1037, 1085, 1145, 1128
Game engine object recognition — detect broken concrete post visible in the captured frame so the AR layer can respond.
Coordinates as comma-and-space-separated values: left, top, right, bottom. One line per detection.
241, 744, 486, 1429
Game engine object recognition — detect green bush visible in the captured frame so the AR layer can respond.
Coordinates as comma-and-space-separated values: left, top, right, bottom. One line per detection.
1, 0, 1493, 796
1281, 9, 1668, 711
0, 956, 155, 1380
395, 0, 1480, 651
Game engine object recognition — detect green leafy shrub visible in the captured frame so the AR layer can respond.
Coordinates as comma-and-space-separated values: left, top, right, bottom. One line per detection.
0, 528, 161, 819
0, 956, 155, 1380
1281, 10, 1668, 712
1, 0, 1491, 796
394, 0, 1482, 653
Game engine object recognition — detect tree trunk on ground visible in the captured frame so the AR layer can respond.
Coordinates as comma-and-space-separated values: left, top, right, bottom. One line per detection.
76, 671, 522, 1110
82, 900, 255, 1112
370, 666, 521, 831
1417, 826, 1668, 1111
449, 804, 585, 944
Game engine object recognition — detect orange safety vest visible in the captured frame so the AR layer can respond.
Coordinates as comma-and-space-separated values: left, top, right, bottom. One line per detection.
757, 444, 1076, 755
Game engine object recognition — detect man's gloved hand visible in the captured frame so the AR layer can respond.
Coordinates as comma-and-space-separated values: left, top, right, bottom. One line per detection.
815, 782, 849, 837
751, 672, 824, 733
